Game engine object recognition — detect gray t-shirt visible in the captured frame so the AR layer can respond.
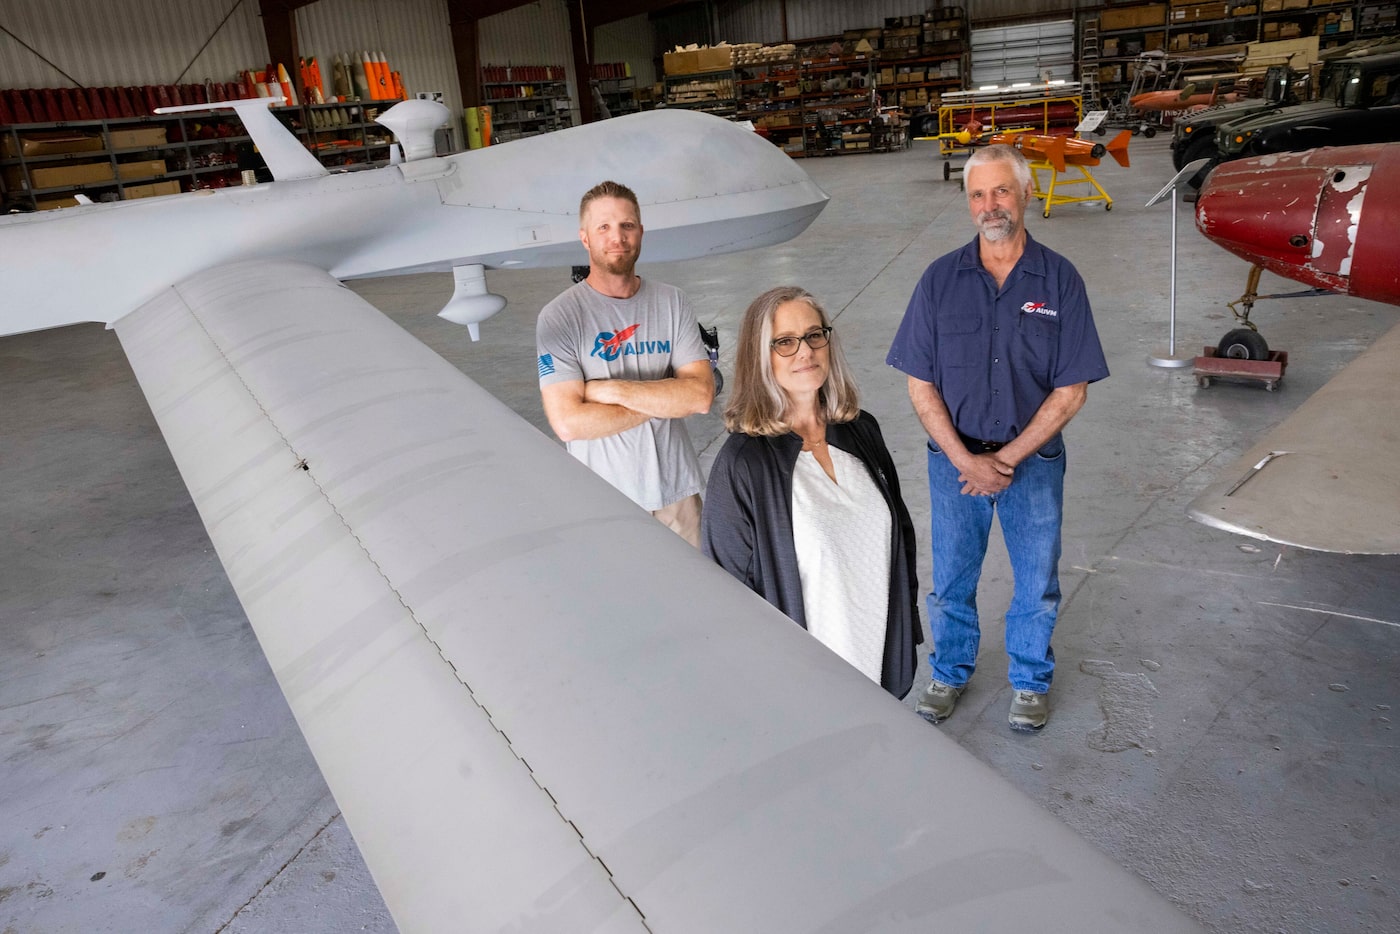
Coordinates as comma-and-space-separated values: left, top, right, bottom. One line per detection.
536, 278, 708, 511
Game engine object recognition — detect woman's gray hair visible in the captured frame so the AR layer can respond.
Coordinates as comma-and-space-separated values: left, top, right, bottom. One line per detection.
722, 285, 860, 436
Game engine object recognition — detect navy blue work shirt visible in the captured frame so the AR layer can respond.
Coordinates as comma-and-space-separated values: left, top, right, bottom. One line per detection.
886, 232, 1109, 443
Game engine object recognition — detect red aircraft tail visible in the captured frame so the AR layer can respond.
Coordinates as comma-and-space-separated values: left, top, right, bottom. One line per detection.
1105, 130, 1131, 169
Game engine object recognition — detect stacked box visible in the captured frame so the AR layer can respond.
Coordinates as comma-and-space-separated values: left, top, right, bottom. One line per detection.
108, 127, 167, 149
663, 50, 698, 75
1100, 3, 1167, 29
0, 131, 103, 159
2, 157, 166, 191
124, 180, 181, 199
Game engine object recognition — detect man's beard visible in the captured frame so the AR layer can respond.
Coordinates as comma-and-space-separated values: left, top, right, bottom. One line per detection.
977, 209, 1015, 242
593, 250, 638, 276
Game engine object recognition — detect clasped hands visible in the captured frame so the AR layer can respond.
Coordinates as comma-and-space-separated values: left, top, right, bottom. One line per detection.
956, 451, 1014, 496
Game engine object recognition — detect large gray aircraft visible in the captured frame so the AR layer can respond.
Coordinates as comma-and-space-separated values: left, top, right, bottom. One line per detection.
0, 100, 1200, 931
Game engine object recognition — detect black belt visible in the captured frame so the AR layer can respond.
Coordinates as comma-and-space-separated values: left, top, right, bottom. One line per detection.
958, 431, 1006, 454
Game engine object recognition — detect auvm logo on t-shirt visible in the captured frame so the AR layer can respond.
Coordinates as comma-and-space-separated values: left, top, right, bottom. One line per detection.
590, 324, 671, 361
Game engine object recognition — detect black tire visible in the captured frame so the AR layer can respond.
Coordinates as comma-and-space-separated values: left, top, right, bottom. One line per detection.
943, 160, 951, 181
1094, 125, 1107, 136
1219, 328, 1269, 361
1181, 133, 1216, 161
1143, 126, 1157, 138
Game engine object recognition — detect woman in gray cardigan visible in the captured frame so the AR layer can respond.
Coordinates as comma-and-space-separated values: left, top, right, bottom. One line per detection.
701, 286, 922, 698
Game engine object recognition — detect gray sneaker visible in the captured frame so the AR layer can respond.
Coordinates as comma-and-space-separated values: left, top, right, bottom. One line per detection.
1008, 690, 1049, 732
916, 679, 962, 724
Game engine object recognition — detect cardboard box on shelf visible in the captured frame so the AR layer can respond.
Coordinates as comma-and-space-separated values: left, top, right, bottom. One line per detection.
1262, 0, 1283, 10
1280, 21, 1303, 36
1172, 2, 1229, 21
123, 180, 181, 200
0, 130, 104, 159
663, 50, 699, 75
1282, 0, 1308, 8
35, 196, 81, 211
0, 158, 171, 191
1101, 3, 1167, 30
4, 160, 112, 190
1146, 31, 1166, 50
1263, 21, 1281, 36
1232, 4, 1258, 14
696, 46, 733, 72
118, 159, 168, 180
108, 127, 168, 149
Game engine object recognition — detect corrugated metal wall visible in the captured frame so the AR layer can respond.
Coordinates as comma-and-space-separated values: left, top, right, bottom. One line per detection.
296, 0, 461, 144
479, 1, 660, 126
596, 14, 657, 88
716, 0, 1090, 44
479, 0, 578, 123
0, 0, 266, 89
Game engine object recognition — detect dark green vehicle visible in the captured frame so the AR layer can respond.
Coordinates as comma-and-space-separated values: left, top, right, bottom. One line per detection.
1169, 65, 1301, 172
1213, 51, 1400, 162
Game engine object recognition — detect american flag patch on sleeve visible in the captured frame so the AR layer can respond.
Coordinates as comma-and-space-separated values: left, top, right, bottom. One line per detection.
537, 354, 555, 378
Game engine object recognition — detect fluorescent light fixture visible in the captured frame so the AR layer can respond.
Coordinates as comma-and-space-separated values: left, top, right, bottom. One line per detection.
979, 84, 999, 90
1011, 82, 1031, 88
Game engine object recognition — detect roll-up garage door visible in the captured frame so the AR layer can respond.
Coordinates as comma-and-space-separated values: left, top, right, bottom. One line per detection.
971, 20, 1075, 86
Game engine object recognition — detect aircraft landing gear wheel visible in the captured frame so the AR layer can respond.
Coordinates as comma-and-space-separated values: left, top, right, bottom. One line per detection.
943, 160, 951, 181
1094, 125, 1107, 136
1218, 327, 1270, 361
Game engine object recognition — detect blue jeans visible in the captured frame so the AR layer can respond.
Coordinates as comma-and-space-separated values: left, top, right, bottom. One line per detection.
926, 436, 1066, 693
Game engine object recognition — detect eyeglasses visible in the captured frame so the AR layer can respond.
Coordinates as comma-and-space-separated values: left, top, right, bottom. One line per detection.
770, 327, 832, 357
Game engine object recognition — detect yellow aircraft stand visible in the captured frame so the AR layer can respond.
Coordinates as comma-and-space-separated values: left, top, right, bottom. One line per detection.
1028, 161, 1113, 218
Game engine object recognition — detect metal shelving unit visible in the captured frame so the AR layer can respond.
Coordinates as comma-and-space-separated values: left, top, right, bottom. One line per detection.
483, 79, 573, 142
0, 101, 399, 211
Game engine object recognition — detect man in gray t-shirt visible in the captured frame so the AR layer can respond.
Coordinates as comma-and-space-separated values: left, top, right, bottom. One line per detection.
536, 180, 714, 547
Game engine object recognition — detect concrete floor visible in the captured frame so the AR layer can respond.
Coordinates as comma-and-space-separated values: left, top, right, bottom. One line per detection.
3, 136, 1398, 933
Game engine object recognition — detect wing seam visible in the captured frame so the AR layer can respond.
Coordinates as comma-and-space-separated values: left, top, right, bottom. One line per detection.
172, 279, 651, 929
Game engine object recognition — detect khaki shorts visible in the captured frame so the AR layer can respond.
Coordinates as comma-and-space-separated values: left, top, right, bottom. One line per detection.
652, 493, 702, 549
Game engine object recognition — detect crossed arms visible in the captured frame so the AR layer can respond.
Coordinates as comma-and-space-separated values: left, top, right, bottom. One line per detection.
542, 360, 715, 442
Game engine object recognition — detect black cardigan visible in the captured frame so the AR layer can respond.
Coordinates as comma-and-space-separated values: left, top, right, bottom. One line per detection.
701, 410, 923, 698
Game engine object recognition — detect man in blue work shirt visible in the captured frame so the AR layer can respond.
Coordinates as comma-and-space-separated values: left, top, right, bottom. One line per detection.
886, 144, 1108, 732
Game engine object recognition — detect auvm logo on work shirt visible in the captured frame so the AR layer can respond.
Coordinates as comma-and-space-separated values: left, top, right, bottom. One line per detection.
1021, 301, 1058, 318
590, 324, 671, 362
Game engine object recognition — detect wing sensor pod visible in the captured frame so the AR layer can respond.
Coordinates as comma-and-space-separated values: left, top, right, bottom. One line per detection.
438, 264, 506, 340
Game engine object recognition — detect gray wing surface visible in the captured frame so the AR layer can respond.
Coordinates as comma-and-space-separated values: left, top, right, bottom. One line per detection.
1187, 320, 1400, 554
113, 260, 1201, 932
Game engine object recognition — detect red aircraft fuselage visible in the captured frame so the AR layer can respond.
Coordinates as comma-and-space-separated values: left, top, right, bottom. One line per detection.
1195, 142, 1400, 306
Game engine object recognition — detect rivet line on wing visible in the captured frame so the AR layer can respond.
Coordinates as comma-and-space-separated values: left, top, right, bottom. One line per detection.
178, 287, 649, 929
